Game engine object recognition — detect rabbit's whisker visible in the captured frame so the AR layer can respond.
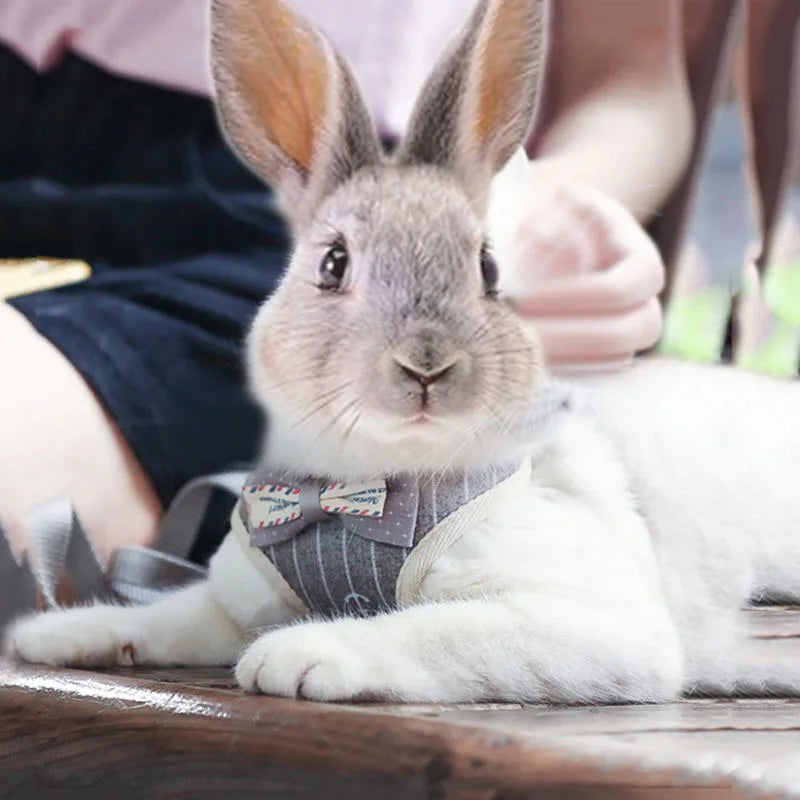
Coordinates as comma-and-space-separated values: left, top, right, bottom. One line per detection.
304, 395, 365, 459
267, 365, 341, 392
290, 381, 355, 429
340, 406, 364, 444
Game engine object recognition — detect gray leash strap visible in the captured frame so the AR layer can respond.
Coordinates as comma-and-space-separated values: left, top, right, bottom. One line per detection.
152, 471, 246, 558
0, 470, 247, 627
28, 499, 108, 608
106, 547, 207, 605
105, 470, 246, 604
0, 524, 38, 632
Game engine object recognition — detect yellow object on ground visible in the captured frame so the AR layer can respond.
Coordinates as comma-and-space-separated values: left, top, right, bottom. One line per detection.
0, 258, 92, 300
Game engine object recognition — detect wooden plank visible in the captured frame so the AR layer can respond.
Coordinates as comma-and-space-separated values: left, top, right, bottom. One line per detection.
570, 730, 800, 798
2, 605, 800, 797
397, 698, 800, 735
391, 702, 800, 796
0, 659, 763, 800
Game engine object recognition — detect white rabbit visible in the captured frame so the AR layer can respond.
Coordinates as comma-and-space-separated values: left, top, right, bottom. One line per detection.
8, 0, 800, 705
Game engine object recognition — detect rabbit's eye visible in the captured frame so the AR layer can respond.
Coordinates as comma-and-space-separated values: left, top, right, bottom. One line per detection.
480, 245, 499, 296
318, 244, 349, 291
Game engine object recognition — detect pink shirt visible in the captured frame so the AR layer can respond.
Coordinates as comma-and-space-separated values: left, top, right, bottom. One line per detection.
0, 1, 211, 95
0, 0, 473, 134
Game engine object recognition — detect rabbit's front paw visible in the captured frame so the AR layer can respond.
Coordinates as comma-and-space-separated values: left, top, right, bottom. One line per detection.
236, 623, 380, 701
6, 608, 139, 668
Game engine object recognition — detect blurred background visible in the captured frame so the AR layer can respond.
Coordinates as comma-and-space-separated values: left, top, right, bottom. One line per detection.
662, 77, 800, 377
0, 0, 798, 578
1, 0, 798, 374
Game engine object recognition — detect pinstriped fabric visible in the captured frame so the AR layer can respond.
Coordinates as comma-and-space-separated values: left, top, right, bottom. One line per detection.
259, 501, 411, 617
316, 522, 337, 610
290, 536, 315, 613
242, 462, 520, 618
369, 540, 390, 609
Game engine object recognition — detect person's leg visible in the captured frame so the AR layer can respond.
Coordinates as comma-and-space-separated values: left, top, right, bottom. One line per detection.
0, 48, 286, 565
732, 1, 800, 374
648, 0, 742, 292
740, 0, 800, 268
0, 303, 162, 559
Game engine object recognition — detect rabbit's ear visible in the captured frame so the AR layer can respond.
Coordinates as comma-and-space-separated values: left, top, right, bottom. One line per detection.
211, 0, 381, 228
397, 0, 547, 206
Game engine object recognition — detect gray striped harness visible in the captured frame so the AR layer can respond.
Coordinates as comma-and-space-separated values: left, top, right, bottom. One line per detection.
239, 464, 519, 617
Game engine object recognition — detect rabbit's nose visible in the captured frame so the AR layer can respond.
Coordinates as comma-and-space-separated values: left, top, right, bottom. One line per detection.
394, 357, 457, 386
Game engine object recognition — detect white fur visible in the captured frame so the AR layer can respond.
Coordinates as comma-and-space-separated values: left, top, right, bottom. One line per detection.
9, 358, 800, 702
8, 1, 800, 705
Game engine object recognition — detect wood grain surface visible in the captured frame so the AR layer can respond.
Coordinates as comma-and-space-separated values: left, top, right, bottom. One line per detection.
1, 606, 799, 799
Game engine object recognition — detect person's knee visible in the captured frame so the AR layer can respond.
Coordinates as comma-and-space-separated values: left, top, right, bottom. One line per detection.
0, 302, 162, 560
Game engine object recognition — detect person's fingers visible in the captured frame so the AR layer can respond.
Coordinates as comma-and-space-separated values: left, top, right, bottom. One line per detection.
532, 297, 663, 365
548, 353, 634, 372
511, 247, 665, 316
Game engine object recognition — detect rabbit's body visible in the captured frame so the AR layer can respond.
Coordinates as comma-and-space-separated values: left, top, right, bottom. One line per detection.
8, 0, 800, 703
11, 358, 800, 702
582, 359, 800, 694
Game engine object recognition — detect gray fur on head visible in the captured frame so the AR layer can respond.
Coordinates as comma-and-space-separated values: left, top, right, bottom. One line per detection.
211, 0, 550, 479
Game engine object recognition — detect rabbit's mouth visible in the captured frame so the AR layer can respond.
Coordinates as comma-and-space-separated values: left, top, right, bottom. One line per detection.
402, 410, 435, 426
404, 382, 446, 421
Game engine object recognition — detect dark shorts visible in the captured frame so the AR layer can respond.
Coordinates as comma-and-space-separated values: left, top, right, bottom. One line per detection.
1, 48, 288, 558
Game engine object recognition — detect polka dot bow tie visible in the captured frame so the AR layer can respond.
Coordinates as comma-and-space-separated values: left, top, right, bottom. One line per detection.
242, 476, 419, 548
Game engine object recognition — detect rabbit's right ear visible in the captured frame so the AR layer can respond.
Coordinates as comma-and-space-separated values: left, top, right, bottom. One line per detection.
211, 0, 381, 229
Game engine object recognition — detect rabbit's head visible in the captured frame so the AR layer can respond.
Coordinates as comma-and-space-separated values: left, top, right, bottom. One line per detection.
212, 0, 549, 478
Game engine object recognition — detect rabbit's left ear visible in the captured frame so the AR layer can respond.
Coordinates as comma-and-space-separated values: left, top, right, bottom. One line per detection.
397, 0, 547, 208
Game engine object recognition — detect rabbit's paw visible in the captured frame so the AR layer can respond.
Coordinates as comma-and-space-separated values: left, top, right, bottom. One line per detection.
235, 622, 383, 701
6, 607, 140, 668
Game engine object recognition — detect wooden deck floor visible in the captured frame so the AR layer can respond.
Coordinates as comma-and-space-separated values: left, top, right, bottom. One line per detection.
1, 607, 799, 799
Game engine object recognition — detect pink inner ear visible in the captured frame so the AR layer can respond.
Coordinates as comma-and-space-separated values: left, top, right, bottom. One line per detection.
219, 0, 331, 174
471, 0, 543, 159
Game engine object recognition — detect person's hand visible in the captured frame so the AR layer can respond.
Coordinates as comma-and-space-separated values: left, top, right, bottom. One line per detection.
488, 150, 665, 370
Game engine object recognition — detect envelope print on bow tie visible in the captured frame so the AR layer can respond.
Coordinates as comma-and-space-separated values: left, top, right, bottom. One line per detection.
246, 481, 388, 528
242, 475, 419, 548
